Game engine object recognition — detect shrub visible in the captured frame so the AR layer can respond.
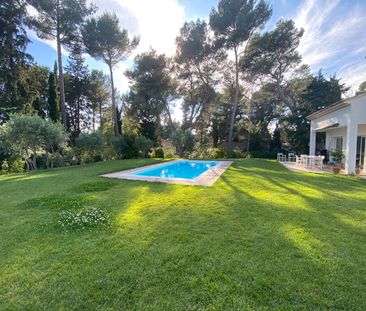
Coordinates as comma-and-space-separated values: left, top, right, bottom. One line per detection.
330, 149, 344, 163
134, 136, 153, 158
153, 147, 164, 158
207, 148, 225, 159
1, 160, 9, 174
58, 207, 111, 231
249, 150, 277, 159
164, 149, 176, 158
111, 134, 138, 159
75, 132, 104, 163
9, 158, 25, 173
0, 158, 24, 174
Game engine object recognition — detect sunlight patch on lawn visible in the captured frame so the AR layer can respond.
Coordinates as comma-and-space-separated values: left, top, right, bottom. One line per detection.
281, 224, 334, 262
334, 213, 366, 230
0, 172, 59, 182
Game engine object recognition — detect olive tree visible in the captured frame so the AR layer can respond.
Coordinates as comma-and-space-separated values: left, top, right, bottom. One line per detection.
0, 114, 68, 170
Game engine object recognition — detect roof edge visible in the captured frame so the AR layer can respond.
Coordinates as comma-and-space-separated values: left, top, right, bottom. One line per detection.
307, 92, 366, 121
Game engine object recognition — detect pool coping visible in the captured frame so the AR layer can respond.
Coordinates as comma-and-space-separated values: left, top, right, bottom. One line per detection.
101, 160, 233, 186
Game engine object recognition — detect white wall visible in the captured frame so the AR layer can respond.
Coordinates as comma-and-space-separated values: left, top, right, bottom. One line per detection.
325, 127, 347, 152
310, 106, 351, 132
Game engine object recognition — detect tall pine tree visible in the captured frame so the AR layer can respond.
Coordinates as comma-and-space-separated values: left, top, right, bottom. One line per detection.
64, 41, 89, 138
0, 0, 32, 121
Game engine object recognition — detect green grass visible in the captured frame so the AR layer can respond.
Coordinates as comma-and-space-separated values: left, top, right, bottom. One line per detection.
0, 158, 365, 310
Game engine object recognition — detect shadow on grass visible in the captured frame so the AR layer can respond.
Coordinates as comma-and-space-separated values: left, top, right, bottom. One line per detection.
1, 158, 365, 309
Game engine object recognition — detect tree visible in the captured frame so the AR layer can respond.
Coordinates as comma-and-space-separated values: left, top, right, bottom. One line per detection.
209, 0, 272, 147
28, 0, 94, 126
48, 71, 60, 122
41, 120, 68, 168
175, 19, 223, 133
28, 65, 50, 118
171, 128, 195, 157
356, 81, 366, 95
240, 19, 305, 114
285, 72, 348, 153
134, 136, 153, 158
125, 49, 177, 144
87, 70, 110, 131
64, 41, 89, 139
83, 13, 139, 136
0, 114, 68, 170
75, 131, 104, 163
0, 0, 32, 121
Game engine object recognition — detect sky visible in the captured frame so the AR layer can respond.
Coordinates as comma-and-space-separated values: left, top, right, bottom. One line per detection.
26, 0, 366, 120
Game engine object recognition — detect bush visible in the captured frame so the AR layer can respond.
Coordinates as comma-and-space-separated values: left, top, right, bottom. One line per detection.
58, 207, 111, 231
153, 147, 164, 158
10, 158, 25, 173
111, 134, 138, 159
1, 160, 9, 174
164, 149, 176, 158
249, 150, 277, 159
1, 158, 24, 174
134, 136, 153, 158
75, 132, 104, 163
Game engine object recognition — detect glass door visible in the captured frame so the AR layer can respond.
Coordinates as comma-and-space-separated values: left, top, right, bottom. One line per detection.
356, 136, 366, 169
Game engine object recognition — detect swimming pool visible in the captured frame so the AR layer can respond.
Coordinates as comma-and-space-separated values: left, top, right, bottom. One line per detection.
102, 160, 233, 186
132, 160, 218, 179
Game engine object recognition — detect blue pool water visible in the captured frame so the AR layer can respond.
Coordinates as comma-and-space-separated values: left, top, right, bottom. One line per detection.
131, 161, 218, 180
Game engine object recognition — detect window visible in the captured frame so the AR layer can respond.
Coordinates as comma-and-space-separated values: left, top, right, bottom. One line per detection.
333, 137, 343, 150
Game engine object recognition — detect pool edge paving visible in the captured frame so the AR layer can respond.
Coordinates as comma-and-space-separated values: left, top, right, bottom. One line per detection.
101, 160, 233, 186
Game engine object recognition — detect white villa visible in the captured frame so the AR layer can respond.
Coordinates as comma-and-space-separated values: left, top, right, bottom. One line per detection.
307, 93, 366, 175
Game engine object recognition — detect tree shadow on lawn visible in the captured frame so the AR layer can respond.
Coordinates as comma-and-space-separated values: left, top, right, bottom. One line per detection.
1, 160, 366, 309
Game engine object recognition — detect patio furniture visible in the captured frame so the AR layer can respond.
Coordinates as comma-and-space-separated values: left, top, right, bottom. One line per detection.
277, 153, 286, 162
300, 155, 325, 170
288, 153, 296, 162
295, 155, 302, 165
300, 154, 308, 166
313, 156, 325, 170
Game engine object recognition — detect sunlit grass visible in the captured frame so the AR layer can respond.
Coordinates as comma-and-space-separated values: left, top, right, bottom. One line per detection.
0, 158, 365, 309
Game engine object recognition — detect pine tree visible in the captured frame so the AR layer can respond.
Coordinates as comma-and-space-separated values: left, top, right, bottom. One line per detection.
48, 72, 60, 122
64, 41, 89, 138
0, 0, 32, 121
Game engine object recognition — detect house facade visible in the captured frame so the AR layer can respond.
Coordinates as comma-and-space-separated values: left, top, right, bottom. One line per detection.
307, 93, 366, 174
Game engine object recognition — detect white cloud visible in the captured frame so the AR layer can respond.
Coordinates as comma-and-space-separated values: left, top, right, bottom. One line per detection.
90, 0, 185, 56
27, 0, 187, 105
294, 0, 366, 91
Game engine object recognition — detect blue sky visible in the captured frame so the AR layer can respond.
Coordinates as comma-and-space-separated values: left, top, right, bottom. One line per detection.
27, 0, 366, 119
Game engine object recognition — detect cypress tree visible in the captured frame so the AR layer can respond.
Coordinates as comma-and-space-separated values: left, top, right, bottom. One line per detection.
48, 72, 60, 122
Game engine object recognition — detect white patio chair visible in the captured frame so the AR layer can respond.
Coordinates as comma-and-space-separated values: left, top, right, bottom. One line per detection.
277, 153, 286, 162
288, 153, 296, 162
295, 155, 302, 165
314, 156, 325, 170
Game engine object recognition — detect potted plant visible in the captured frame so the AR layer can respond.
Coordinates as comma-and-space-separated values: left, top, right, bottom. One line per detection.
329, 149, 344, 174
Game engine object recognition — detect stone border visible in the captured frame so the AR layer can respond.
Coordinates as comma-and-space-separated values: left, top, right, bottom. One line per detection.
101, 160, 233, 186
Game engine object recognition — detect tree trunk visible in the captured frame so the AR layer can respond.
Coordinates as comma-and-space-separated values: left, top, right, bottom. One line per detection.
46, 151, 50, 169
99, 103, 103, 132
228, 45, 240, 149
56, 1, 66, 126
108, 63, 120, 136
32, 152, 37, 171
92, 108, 95, 131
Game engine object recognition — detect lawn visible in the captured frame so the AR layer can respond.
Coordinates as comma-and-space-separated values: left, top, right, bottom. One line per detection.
0, 158, 365, 310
